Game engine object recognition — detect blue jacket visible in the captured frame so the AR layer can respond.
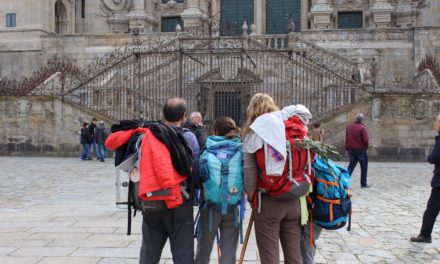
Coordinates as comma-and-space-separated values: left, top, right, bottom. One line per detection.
428, 133, 440, 187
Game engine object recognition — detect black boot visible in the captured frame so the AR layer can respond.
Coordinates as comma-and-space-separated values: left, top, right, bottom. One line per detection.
410, 235, 432, 243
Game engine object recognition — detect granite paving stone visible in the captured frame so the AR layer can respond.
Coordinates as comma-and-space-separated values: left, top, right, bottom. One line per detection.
1, 157, 440, 263
36, 256, 101, 264
0, 256, 42, 264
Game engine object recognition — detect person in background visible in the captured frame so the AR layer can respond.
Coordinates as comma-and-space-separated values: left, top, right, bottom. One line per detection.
345, 113, 370, 188
88, 117, 101, 160
95, 121, 107, 162
184, 111, 206, 149
411, 114, 440, 243
183, 111, 205, 205
311, 122, 324, 142
80, 122, 91, 161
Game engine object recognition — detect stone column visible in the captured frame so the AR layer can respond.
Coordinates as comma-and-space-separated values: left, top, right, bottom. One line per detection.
371, 0, 394, 28
301, 0, 309, 30
181, 0, 206, 34
127, 0, 156, 32
255, 0, 264, 35
310, 0, 334, 29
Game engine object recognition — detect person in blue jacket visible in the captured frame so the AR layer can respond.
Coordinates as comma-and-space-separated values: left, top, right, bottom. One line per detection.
195, 116, 242, 264
411, 114, 440, 243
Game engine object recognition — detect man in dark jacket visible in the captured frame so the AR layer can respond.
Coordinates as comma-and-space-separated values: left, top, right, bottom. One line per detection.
345, 113, 370, 187
183, 111, 206, 149
88, 117, 101, 160
95, 121, 107, 162
411, 114, 440, 243
80, 122, 91, 160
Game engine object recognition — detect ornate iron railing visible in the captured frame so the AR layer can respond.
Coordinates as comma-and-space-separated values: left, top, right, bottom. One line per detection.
58, 33, 368, 124
1, 29, 369, 124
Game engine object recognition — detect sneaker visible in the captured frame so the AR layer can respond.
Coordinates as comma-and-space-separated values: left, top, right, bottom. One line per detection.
361, 185, 371, 188
100, 159, 105, 162
86, 157, 92, 160
410, 235, 432, 243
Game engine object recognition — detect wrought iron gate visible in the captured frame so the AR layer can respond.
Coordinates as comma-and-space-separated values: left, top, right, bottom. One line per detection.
62, 32, 369, 126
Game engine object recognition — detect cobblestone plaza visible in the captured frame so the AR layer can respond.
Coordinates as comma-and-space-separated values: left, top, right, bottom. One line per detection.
0, 157, 439, 263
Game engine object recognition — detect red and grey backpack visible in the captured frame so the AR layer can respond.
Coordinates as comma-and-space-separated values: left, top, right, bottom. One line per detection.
254, 115, 315, 211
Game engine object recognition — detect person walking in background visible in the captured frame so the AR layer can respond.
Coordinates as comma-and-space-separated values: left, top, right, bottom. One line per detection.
95, 121, 107, 162
311, 122, 324, 142
80, 122, 91, 161
184, 111, 206, 149
411, 114, 440, 243
195, 116, 242, 264
345, 113, 370, 188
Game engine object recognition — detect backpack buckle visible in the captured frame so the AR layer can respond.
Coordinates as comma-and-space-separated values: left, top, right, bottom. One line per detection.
221, 164, 229, 175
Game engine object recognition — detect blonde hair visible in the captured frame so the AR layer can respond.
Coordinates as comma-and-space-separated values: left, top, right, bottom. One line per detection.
242, 93, 278, 136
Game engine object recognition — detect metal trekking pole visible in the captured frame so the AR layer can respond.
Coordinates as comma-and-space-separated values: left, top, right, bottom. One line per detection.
239, 211, 254, 264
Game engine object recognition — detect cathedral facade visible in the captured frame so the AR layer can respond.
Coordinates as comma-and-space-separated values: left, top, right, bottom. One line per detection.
0, 1, 439, 82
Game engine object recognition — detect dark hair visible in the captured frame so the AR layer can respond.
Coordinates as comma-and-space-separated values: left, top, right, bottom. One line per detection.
214, 116, 240, 139
313, 122, 321, 129
163, 98, 187, 122
83, 122, 89, 128
92, 117, 97, 122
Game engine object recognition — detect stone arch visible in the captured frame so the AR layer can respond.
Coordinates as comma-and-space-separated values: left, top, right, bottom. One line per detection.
53, 0, 75, 34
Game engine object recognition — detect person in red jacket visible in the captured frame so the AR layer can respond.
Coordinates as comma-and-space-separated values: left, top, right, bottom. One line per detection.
139, 98, 200, 264
345, 113, 370, 188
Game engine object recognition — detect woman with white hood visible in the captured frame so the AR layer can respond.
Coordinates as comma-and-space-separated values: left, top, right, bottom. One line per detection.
243, 93, 313, 264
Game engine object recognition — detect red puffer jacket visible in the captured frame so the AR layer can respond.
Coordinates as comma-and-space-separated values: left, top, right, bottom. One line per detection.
106, 128, 187, 209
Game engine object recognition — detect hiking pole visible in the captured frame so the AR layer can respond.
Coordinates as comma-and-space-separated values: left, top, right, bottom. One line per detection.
239, 211, 254, 264
216, 230, 221, 264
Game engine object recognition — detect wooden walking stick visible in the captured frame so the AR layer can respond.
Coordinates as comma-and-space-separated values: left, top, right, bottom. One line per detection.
239, 211, 254, 264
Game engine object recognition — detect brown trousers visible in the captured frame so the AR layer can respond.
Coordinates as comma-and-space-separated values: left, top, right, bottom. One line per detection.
254, 195, 302, 264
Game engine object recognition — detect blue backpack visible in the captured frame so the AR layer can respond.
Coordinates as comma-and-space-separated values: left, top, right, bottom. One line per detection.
199, 135, 244, 214
312, 156, 352, 230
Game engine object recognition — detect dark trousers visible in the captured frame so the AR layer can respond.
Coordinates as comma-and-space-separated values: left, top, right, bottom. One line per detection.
347, 150, 368, 187
140, 204, 194, 264
420, 187, 440, 238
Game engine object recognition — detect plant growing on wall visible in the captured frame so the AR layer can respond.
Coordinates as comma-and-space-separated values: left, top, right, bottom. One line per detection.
418, 54, 440, 86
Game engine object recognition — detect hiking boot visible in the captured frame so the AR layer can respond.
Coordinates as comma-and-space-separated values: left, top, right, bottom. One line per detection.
410, 235, 432, 243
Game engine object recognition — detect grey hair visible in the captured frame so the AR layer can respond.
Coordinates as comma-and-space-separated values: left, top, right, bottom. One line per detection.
190, 111, 202, 119
355, 113, 364, 123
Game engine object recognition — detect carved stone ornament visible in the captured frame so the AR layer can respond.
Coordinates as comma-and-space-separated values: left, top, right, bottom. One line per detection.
99, 0, 131, 16
160, 0, 185, 14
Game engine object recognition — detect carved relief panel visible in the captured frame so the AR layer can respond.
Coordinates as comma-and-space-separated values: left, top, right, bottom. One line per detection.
99, 0, 131, 33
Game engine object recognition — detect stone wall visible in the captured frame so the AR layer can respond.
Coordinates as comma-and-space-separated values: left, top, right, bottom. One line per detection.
1, 94, 439, 160
0, 96, 114, 156
414, 27, 440, 67
320, 93, 440, 161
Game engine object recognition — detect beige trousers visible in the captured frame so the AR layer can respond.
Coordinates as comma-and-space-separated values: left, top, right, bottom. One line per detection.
254, 195, 302, 264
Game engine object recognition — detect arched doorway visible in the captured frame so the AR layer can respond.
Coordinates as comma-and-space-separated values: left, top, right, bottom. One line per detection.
55, 0, 68, 34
